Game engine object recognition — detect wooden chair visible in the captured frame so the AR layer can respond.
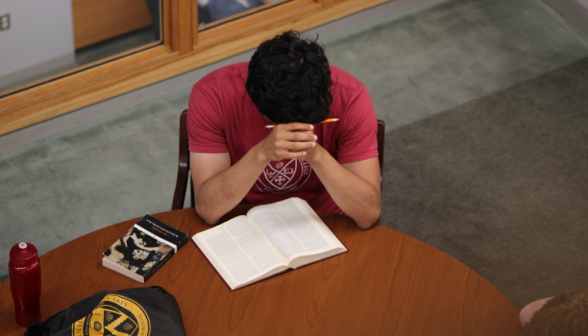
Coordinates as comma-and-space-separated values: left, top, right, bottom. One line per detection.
172, 109, 386, 210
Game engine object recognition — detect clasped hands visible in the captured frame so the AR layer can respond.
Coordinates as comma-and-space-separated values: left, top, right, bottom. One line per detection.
258, 123, 322, 162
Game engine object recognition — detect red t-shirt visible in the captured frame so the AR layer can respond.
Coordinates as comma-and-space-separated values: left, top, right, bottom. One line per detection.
188, 62, 378, 214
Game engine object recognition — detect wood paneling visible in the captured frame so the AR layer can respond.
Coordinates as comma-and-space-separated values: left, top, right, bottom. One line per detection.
72, 0, 153, 49
0, 0, 391, 136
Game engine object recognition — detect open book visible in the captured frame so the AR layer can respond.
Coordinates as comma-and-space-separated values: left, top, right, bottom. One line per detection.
192, 197, 347, 290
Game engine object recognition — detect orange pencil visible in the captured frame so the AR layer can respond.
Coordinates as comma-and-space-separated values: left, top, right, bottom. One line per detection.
265, 118, 339, 129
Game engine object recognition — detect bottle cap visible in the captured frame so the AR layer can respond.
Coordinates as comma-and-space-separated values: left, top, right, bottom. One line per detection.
9, 242, 39, 267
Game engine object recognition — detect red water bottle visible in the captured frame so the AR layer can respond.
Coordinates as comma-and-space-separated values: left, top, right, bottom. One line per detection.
9, 242, 41, 327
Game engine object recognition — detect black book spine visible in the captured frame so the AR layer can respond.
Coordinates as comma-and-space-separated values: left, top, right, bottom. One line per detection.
136, 215, 188, 247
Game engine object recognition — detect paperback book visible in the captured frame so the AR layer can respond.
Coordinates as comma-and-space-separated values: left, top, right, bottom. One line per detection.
193, 197, 347, 290
103, 214, 188, 283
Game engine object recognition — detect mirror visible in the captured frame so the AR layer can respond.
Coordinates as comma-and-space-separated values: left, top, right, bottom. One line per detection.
0, 0, 161, 98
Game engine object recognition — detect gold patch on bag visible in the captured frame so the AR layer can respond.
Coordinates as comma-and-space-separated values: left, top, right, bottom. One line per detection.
71, 294, 151, 336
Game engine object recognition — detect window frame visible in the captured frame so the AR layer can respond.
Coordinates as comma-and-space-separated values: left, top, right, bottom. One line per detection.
0, 0, 390, 136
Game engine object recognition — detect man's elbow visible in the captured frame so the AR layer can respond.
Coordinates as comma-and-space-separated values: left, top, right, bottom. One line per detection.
355, 202, 381, 229
195, 204, 220, 226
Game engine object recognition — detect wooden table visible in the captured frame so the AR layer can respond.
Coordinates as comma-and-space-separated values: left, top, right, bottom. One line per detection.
0, 207, 521, 335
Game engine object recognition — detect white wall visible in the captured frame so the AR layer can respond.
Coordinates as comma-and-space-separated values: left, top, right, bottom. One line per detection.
0, 0, 75, 79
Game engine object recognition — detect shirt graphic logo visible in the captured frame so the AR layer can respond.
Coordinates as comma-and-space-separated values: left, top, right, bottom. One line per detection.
255, 159, 312, 194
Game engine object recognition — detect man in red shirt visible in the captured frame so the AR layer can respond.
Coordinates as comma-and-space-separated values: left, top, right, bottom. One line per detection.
188, 31, 381, 228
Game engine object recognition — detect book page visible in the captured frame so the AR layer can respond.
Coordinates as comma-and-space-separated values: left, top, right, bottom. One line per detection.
195, 216, 286, 287
247, 198, 345, 265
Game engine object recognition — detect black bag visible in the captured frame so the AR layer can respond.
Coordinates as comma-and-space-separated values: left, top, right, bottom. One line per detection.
24, 286, 186, 336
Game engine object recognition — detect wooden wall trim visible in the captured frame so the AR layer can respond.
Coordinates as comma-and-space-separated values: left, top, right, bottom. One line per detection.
192, 0, 199, 45
0, 0, 390, 136
163, 0, 173, 49
178, 0, 194, 55
168, 0, 180, 51
166, 0, 194, 53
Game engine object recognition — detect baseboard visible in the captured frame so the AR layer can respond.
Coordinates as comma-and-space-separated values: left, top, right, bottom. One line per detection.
0, 0, 446, 154
544, 0, 588, 35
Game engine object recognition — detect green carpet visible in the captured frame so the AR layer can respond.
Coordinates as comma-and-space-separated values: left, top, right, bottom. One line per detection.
381, 57, 588, 309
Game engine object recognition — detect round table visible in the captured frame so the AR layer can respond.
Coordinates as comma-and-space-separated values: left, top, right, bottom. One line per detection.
0, 207, 521, 335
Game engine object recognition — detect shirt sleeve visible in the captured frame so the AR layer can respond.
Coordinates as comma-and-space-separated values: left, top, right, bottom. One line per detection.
336, 86, 379, 164
187, 84, 229, 153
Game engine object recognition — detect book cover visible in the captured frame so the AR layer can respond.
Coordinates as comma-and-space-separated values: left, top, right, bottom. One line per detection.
103, 214, 188, 282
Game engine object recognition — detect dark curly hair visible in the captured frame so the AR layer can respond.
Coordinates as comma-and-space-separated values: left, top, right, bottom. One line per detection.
246, 31, 332, 124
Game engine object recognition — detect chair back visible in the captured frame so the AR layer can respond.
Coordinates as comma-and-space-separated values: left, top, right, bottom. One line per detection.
171, 109, 194, 210
377, 119, 385, 183
172, 109, 385, 210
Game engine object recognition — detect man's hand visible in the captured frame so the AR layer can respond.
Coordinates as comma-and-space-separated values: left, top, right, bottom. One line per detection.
299, 139, 324, 164
257, 123, 317, 162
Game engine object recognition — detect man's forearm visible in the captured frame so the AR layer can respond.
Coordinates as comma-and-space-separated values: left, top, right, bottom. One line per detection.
306, 147, 381, 229
192, 123, 316, 225
195, 144, 269, 225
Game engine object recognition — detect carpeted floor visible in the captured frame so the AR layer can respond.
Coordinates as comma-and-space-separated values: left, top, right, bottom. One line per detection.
1, 0, 588, 309
381, 57, 588, 309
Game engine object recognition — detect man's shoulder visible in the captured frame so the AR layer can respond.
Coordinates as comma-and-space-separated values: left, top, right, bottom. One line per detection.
194, 62, 249, 88
330, 65, 366, 93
